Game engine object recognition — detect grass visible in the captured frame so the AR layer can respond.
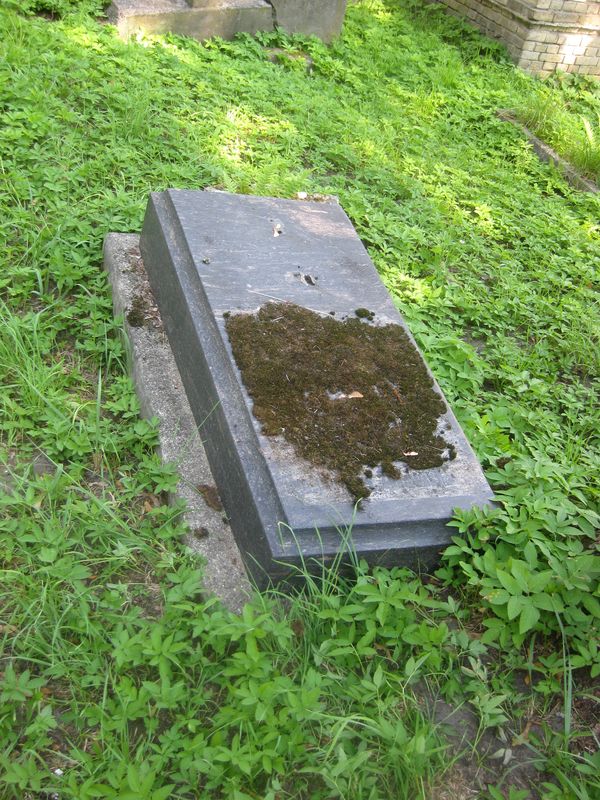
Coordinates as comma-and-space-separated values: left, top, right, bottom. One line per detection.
0, 0, 599, 797
515, 74, 600, 182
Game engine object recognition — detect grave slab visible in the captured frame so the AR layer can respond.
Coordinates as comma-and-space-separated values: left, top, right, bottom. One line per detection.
139, 190, 493, 587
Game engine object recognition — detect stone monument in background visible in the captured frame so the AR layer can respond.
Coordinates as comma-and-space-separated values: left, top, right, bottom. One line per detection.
108, 0, 347, 44
435, 0, 600, 76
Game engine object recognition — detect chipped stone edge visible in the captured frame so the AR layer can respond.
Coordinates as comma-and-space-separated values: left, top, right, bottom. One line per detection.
103, 232, 252, 614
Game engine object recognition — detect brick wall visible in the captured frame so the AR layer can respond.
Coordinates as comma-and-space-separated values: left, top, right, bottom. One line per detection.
434, 0, 600, 76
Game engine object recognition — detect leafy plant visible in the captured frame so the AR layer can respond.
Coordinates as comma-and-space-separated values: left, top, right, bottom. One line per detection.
0, 0, 598, 796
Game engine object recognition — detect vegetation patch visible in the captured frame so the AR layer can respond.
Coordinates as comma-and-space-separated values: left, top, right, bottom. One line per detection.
226, 302, 454, 500
514, 73, 600, 182
0, 0, 599, 796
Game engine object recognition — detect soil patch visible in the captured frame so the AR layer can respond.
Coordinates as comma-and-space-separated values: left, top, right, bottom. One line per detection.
197, 483, 223, 512
226, 302, 455, 501
125, 249, 164, 332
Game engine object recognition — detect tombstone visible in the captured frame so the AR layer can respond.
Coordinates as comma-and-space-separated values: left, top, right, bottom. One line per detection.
108, 0, 348, 45
139, 190, 493, 587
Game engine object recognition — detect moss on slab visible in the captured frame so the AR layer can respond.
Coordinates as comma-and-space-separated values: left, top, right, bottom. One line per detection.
226, 302, 456, 502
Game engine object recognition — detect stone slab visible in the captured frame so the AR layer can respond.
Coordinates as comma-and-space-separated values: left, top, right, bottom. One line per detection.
138, 190, 493, 587
108, 0, 272, 41
271, 0, 348, 42
103, 232, 252, 612
107, 0, 347, 43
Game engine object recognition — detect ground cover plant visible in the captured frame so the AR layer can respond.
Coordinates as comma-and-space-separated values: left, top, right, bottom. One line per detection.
0, 0, 599, 797
514, 73, 600, 183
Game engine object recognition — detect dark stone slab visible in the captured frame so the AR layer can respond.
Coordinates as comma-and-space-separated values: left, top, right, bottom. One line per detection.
140, 190, 493, 587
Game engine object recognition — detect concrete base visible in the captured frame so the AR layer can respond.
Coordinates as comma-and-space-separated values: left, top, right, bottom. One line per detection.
108, 0, 347, 43
103, 233, 252, 613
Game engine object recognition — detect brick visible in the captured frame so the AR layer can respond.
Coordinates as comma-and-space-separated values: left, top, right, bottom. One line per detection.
545, 52, 565, 61
507, 32, 525, 46
527, 30, 548, 42
553, 10, 589, 22
519, 48, 540, 59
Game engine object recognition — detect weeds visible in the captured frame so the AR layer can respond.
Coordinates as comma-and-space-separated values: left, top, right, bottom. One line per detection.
515, 82, 600, 181
0, 0, 599, 796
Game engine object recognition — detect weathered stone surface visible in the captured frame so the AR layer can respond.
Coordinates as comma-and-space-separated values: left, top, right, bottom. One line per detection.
108, 0, 272, 41
271, 0, 347, 42
103, 232, 252, 612
138, 190, 493, 587
107, 0, 347, 43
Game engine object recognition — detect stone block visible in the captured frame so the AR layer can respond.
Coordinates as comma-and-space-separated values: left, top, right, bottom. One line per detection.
519, 48, 540, 59
270, 0, 347, 42
103, 233, 252, 612
108, 0, 348, 43
138, 190, 493, 587
107, 0, 272, 40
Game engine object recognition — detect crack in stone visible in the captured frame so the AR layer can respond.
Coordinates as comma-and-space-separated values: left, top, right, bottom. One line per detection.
264, 0, 278, 29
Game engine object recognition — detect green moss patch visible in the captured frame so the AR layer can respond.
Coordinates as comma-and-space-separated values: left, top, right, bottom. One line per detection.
226, 302, 455, 501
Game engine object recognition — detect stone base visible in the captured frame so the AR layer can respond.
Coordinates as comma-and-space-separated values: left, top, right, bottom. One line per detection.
107, 0, 347, 43
103, 232, 252, 612
434, 0, 600, 76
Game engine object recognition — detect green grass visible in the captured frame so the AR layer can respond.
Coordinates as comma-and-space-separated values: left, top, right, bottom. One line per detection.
515, 73, 600, 182
0, 0, 599, 797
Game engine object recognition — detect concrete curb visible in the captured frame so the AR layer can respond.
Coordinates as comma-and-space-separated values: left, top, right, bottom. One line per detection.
103, 232, 252, 614
498, 109, 599, 194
